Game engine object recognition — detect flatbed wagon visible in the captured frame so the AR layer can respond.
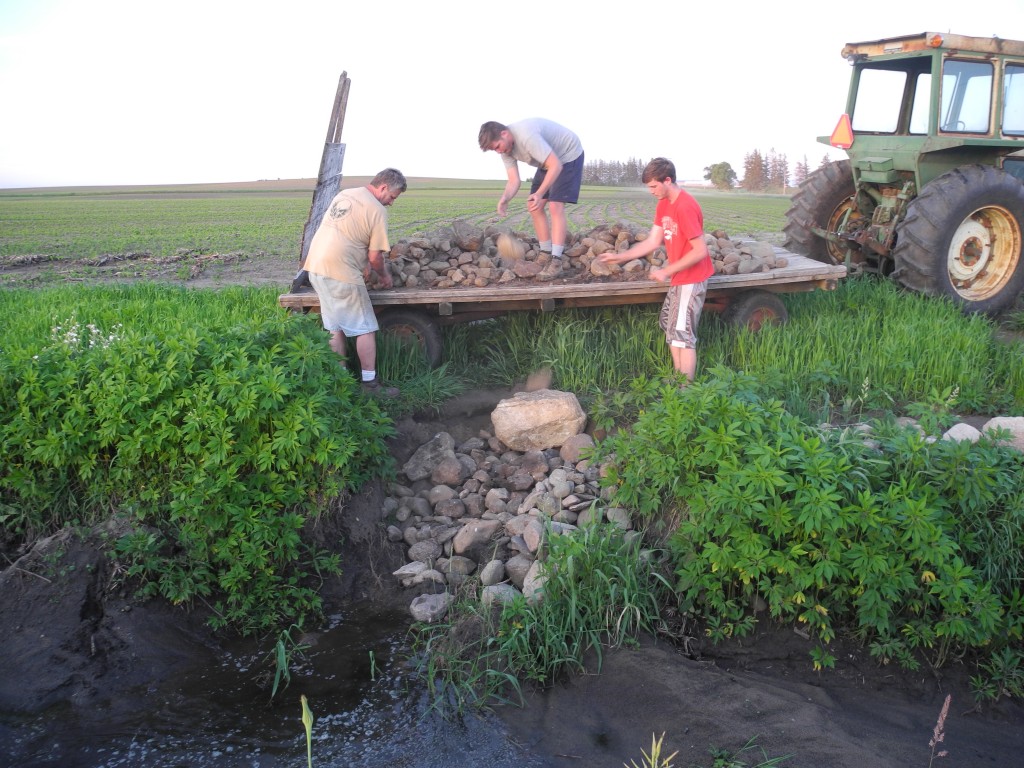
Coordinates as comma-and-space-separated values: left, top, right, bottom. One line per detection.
278, 249, 846, 366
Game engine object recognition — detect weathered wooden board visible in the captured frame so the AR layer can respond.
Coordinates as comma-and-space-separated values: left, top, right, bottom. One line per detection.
278, 252, 847, 317
291, 72, 351, 292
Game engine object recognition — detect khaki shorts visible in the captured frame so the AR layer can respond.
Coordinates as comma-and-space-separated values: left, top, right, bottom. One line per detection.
309, 272, 378, 336
659, 280, 707, 349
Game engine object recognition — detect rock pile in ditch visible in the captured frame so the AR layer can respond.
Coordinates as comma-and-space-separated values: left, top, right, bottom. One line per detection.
383, 423, 632, 623
372, 221, 787, 290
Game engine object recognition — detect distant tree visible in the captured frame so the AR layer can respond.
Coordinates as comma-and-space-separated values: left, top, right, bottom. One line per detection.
582, 157, 647, 186
792, 155, 810, 186
820, 154, 833, 168
703, 162, 737, 190
742, 150, 767, 192
766, 148, 790, 192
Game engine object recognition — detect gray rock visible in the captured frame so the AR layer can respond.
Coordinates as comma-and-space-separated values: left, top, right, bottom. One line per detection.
408, 539, 442, 564
523, 560, 547, 605
482, 584, 521, 606
942, 422, 981, 443
409, 592, 453, 623
402, 432, 455, 481
505, 554, 534, 589
479, 559, 506, 586
982, 416, 1024, 452
491, 390, 587, 451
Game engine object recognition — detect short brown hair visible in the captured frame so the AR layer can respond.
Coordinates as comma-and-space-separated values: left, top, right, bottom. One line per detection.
642, 157, 676, 184
371, 167, 407, 192
478, 121, 508, 150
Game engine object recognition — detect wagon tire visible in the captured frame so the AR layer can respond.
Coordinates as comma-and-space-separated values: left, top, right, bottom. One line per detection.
892, 165, 1024, 315
725, 290, 788, 331
377, 309, 444, 368
783, 160, 857, 265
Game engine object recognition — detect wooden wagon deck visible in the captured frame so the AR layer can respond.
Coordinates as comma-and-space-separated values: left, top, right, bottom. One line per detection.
278, 252, 846, 319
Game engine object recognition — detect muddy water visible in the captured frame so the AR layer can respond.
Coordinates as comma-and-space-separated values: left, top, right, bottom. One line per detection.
5, 605, 547, 768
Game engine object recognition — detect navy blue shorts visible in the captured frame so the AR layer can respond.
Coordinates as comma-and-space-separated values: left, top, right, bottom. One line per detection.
531, 151, 584, 204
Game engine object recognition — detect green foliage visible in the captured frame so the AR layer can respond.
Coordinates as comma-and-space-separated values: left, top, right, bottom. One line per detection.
462, 306, 667, 393
411, 523, 670, 714
450, 275, 1024, 418
704, 162, 738, 190
268, 623, 310, 701
626, 732, 679, 768
706, 736, 792, 767
0, 285, 395, 633
699, 276, 1024, 417
596, 368, 1024, 674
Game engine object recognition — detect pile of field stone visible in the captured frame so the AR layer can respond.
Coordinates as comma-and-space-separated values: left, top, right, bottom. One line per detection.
373, 220, 787, 290
384, 422, 639, 623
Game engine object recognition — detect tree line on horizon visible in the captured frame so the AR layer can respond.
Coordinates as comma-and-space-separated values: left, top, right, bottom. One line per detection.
583, 152, 835, 192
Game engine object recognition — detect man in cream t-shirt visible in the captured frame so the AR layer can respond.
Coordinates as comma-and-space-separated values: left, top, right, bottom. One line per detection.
303, 167, 406, 395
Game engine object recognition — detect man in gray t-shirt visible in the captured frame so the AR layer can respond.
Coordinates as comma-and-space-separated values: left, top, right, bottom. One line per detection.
478, 118, 584, 260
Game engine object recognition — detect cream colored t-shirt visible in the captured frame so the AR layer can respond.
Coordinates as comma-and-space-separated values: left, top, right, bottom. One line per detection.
304, 186, 390, 284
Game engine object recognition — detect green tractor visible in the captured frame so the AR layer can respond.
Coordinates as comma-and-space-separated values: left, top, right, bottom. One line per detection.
784, 31, 1024, 314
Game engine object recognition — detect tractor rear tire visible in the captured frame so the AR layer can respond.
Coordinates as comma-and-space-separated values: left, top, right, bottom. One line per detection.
377, 309, 444, 368
892, 165, 1024, 315
783, 160, 857, 265
725, 290, 789, 331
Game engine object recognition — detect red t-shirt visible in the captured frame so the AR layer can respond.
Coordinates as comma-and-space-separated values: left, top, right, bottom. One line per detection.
655, 189, 714, 286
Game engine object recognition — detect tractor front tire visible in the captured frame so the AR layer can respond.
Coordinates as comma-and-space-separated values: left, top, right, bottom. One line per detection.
783, 160, 857, 265
893, 165, 1024, 315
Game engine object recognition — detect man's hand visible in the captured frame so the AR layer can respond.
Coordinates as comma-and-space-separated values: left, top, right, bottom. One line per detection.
649, 266, 671, 283
497, 199, 509, 216
379, 270, 394, 289
526, 193, 542, 212
596, 252, 628, 265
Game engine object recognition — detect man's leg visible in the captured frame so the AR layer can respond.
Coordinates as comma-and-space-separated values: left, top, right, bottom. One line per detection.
328, 330, 348, 367
354, 331, 377, 375
529, 202, 551, 245
671, 345, 697, 382
548, 201, 567, 255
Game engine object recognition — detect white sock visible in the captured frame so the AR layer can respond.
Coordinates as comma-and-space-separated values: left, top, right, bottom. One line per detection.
552, 244, 564, 257
361, 370, 375, 382
539, 240, 552, 253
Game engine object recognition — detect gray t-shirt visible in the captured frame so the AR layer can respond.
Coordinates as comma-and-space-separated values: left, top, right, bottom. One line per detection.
501, 118, 583, 171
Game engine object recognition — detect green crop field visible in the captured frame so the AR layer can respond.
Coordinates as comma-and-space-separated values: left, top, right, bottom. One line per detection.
0, 178, 792, 286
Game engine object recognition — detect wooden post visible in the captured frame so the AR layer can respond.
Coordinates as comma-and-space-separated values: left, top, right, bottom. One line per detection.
291, 72, 351, 292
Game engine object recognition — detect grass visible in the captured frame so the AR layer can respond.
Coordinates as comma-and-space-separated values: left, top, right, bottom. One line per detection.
447, 277, 1024, 417
0, 179, 789, 285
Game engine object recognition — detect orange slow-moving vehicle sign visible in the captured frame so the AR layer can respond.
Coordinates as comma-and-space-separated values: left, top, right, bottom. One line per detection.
830, 114, 854, 149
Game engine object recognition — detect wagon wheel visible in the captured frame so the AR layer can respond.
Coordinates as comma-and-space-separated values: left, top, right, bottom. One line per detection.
377, 309, 444, 367
725, 290, 789, 331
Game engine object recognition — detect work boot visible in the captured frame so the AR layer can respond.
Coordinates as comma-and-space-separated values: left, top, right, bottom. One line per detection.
361, 377, 400, 398
537, 257, 563, 282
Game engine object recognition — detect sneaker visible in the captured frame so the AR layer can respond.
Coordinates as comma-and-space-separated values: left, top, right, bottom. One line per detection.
361, 377, 400, 398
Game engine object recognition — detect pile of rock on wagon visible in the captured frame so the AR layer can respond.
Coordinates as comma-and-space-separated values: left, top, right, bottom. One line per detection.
371, 220, 788, 290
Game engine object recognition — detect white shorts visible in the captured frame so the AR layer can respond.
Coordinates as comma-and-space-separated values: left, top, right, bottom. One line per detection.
659, 281, 707, 349
309, 272, 378, 336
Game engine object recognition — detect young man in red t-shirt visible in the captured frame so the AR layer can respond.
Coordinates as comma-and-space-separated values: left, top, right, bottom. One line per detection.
597, 157, 713, 381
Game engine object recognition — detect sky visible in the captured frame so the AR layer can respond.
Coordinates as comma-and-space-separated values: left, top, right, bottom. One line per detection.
3, 0, 1024, 189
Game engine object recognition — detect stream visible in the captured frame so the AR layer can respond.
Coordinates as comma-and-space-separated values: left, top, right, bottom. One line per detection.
3, 604, 547, 768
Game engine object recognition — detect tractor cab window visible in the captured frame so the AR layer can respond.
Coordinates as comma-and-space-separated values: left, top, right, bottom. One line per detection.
940, 59, 992, 133
1004, 63, 1024, 135
851, 59, 931, 135
908, 75, 931, 134
851, 68, 905, 133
